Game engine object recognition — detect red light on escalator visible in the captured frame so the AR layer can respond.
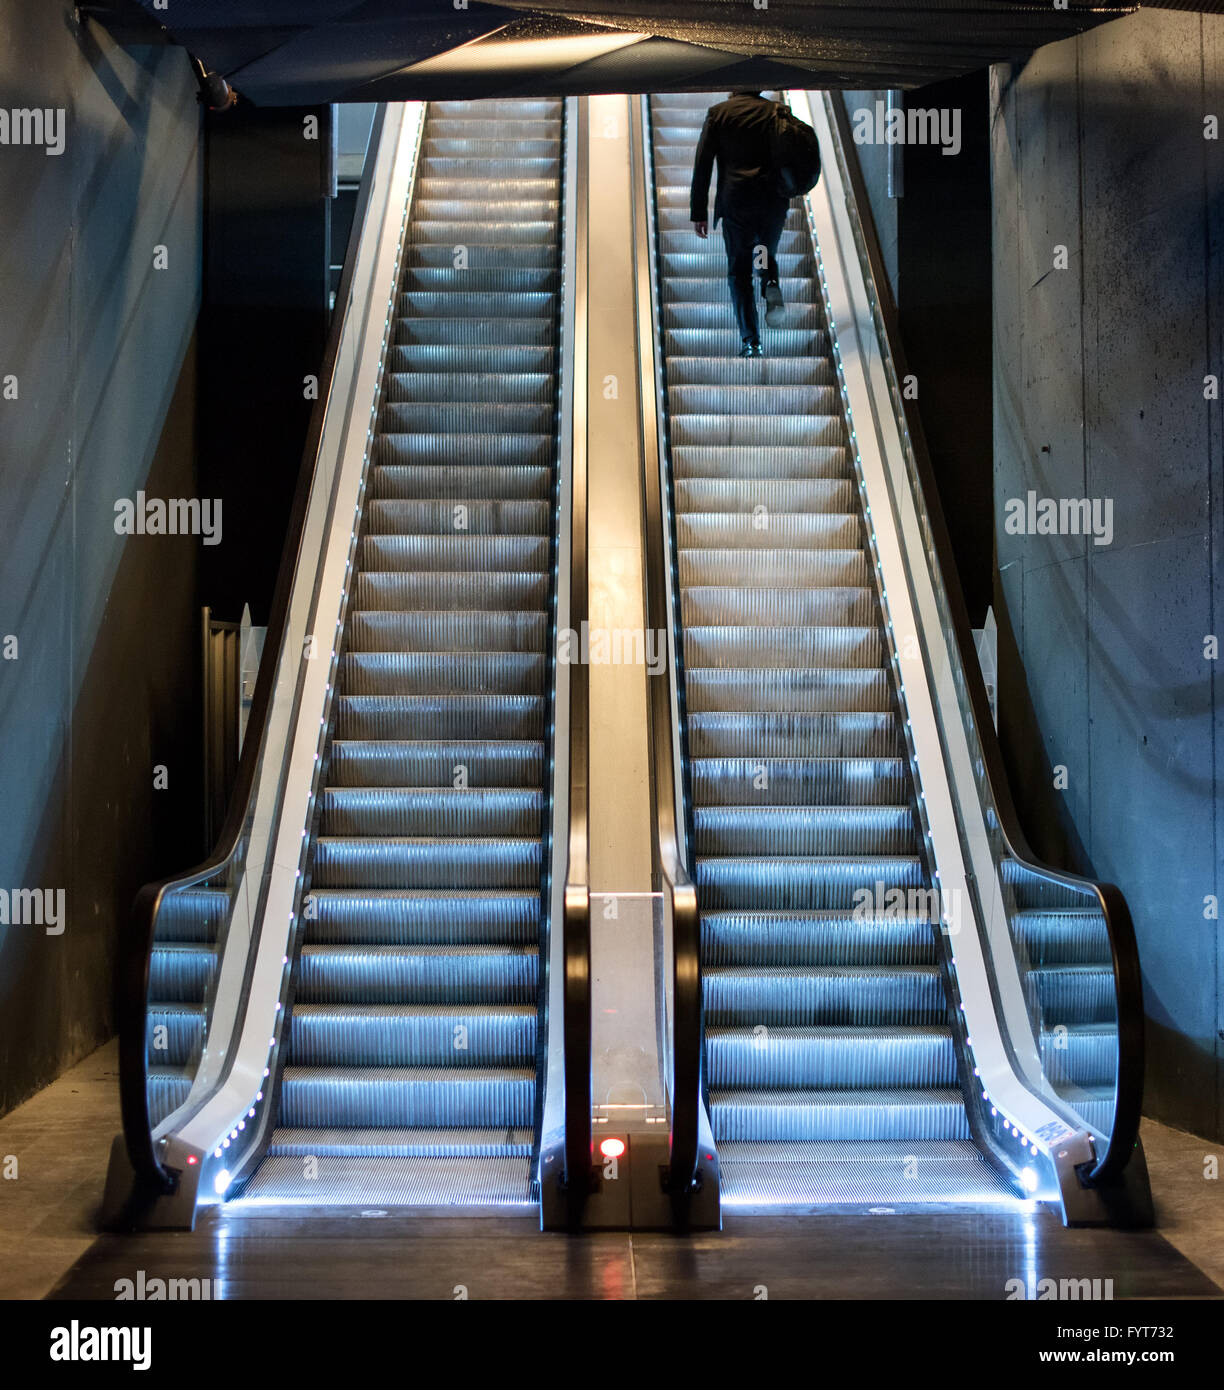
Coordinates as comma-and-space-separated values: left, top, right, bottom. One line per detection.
600, 1138, 626, 1159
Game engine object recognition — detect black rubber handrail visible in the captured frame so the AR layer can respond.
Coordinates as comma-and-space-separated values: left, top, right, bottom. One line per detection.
117, 107, 391, 1196
562, 96, 593, 1223
630, 95, 703, 1207
823, 92, 1143, 1185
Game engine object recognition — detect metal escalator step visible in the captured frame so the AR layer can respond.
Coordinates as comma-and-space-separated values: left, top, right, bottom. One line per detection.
658, 226, 811, 255
678, 547, 869, 587
662, 250, 813, 278
688, 711, 901, 759
327, 740, 543, 786
395, 316, 555, 346
677, 512, 858, 548
375, 433, 554, 467
666, 356, 833, 387
410, 215, 556, 243
663, 302, 822, 334
279, 1067, 536, 1128
428, 98, 561, 114
414, 175, 559, 199
296, 945, 538, 1004
704, 965, 943, 1025
696, 856, 926, 911
707, 1025, 956, 1090
693, 756, 908, 806
715, 1139, 1015, 1209
379, 404, 554, 437
675, 478, 854, 514
359, 533, 549, 573
410, 200, 559, 226
232, 1154, 534, 1207
338, 652, 545, 698
662, 277, 815, 307
1014, 909, 1111, 965
386, 369, 554, 403
301, 890, 539, 946
695, 805, 918, 857
388, 343, 555, 373
333, 695, 544, 740
701, 911, 937, 968
368, 464, 551, 502
665, 328, 823, 357
287, 1005, 536, 1067
152, 887, 229, 944
318, 787, 543, 838
673, 446, 847, 483
401, 267, 559, 296
309, 837, 542, 890
670, 413, 844, 448
148, 944, 216, 1003
398, 289, 554, 320
146, 1006, 205, 1068
147, 1068, 194, 1129
427, 118, 560, 139
266, 1127, 534, 1158
347, 611, 547, 654
683, 625, 883, 668
423, 139, 560, 157
710, 1089, 970, 1143
364, 497, 550, 537
1040, 1024, 1117, 1087
1002, 860, 1095, 912
1027, 965, 1116, 1024
681, 586, 874, 628
419, 156, 559, 180
1051, 1086, 1115, 1134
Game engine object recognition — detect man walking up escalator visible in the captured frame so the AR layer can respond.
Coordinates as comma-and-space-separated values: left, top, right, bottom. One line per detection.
689, 89, 791, 358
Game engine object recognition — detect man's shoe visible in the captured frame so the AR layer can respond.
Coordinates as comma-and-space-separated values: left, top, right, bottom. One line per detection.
763, 280, 785, 328
738, 339, 763, 358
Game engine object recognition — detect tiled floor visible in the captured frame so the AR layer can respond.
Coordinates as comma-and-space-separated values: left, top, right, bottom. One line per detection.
2, 1039, 1221, 1300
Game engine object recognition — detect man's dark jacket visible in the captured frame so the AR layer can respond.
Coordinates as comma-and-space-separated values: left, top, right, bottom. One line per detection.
689, 92, 783, 225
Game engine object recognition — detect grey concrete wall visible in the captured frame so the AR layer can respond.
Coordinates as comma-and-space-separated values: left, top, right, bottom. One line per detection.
839, 89, 900, 297
991, 8, 1224, 1139
0, 4, 204, 1114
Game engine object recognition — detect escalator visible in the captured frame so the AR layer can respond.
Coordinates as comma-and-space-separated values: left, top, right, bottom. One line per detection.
644, 92, 1148, 1219
110, 97, 576, 1223
234, 98, 564, 1205
649, 93, 1007, 1206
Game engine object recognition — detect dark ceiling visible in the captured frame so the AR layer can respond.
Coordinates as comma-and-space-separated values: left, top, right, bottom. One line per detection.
133, 1, 1134, 104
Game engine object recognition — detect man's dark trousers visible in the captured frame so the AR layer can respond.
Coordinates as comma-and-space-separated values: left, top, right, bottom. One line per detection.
720, 196, 788, 344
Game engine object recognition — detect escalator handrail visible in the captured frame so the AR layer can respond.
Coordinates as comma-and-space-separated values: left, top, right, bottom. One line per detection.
562, 96, 593, 1215
817, 92, 1143, 1184
630, 95, 703, 1199
117, 107, 393, 1196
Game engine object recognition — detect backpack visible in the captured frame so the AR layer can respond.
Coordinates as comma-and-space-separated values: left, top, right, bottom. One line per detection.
769, 103, 822, 199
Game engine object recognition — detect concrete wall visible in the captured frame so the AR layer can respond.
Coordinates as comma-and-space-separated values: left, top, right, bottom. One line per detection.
991, 8, 1224, 1139
0, 4, 204, 1114
839, 90, 900, 295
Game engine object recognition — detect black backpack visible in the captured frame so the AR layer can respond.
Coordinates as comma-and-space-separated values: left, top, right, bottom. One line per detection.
769, 103, 822, 199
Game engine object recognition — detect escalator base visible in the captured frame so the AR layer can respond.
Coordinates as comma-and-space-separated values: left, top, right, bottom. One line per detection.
229, 1155, 534, 1208
717, 1140, 1021, 1211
